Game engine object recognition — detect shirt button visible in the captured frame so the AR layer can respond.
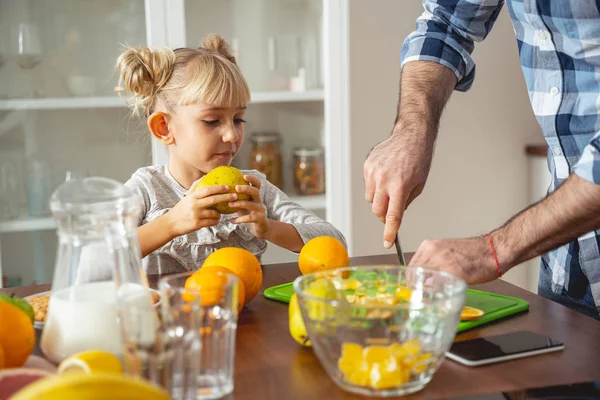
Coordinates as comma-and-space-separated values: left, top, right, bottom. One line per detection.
553, 147, 562, 156
550, 87, 560, 95
537, 30, 549, 40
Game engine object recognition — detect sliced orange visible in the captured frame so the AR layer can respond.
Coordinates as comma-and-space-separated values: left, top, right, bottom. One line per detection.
460, 306, 485, 321
338, 340, 432, 390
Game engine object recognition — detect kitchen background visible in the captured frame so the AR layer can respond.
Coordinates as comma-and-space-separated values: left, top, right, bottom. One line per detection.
0, 0, 549, 293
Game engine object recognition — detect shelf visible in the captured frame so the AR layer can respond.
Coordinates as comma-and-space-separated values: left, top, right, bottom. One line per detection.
0, 195, 325, 234
250, 90, 324, 103
288, 194, 326, 210
0, 90, 324, 111
0, 216, 56, 234
0, 96, 127, 110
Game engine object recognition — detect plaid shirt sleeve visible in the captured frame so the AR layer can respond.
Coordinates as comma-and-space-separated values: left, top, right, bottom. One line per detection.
401, 0, 505, 91
573, 133, 600, 184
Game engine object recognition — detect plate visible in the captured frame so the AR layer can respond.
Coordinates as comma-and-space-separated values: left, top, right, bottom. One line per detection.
24, 288, 162, 330
24, 291, 50, 330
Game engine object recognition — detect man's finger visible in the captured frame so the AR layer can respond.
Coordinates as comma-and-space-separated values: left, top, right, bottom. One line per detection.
408, 243, 425, 267
371, 191, 389, 223
405, 184, 424, 208
382, 197, 405, 248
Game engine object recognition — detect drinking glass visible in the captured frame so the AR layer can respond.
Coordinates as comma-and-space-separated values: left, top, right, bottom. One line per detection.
16, 22, 42, 97
121, 271, 240, 400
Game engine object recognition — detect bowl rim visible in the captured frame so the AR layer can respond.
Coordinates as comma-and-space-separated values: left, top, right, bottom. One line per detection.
292, 264, 466, 309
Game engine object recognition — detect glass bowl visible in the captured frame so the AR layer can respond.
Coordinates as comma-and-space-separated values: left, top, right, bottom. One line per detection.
293, 265, 466, 397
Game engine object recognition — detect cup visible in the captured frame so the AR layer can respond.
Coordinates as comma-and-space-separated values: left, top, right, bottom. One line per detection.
121, 271, 240, 400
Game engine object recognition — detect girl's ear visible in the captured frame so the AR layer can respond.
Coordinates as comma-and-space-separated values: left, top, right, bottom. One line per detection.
147, 112, 174, 145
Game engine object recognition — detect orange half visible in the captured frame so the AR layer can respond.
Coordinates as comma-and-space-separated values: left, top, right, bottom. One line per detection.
460, 306, 485, 321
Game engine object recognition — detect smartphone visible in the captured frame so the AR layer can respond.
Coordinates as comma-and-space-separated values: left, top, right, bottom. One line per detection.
446, 330, 564, 367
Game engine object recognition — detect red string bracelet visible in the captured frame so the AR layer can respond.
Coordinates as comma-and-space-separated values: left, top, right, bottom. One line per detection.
486, 233, 502, 278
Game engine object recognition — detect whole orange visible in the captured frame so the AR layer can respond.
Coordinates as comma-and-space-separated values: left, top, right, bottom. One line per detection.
298, 236, 349, 275
185, 266, 246, 312
0, 302, 35, 368
203, 248, 263, 303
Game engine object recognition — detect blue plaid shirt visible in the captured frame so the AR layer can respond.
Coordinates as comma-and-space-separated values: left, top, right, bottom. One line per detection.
401, 0, 600, 310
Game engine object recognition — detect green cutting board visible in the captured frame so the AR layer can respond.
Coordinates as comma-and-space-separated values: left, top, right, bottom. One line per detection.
263, 282, 529, 333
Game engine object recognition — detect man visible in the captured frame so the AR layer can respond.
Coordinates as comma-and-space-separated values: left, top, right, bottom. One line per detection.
364, 0, 600, 319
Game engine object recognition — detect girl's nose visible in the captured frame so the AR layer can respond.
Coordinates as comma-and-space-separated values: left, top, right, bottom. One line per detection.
222, 124, 239, 143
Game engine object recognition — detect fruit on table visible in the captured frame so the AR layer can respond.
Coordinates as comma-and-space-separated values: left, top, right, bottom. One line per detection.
10, 373, 170, 400
0, 368, 52, 400
202, 247, 263, 303
460, 306, 485, 321
289, 278, 342, 346
0, 293, 34, 323
338, 340, 432, 390
57, 350, 123, 375
289, 293, 311, 347
186, 265, 246, 312
304, 279, 340, 321
195, 166, 250, 214
298, 236, 349, 275
0, 299, 35, 368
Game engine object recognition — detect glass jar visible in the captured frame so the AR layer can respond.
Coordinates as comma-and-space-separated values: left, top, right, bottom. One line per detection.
294, 147, 325, 195
248, 132, 283, 188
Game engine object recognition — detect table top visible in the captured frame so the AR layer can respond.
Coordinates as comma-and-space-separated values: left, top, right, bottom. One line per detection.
3, 253, 600, 399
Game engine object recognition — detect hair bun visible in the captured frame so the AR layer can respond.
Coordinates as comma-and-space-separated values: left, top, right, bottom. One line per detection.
116, 47, 175, 99
202, 34, 236, 64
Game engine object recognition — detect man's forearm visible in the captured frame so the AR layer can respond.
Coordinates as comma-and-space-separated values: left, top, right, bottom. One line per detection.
394, 61, 457, 138
494, 174, 600, 270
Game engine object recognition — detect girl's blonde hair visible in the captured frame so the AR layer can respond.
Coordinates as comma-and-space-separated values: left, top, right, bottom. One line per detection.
116, 34, 250, 117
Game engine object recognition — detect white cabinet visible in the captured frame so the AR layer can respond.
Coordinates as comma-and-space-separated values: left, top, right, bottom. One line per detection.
0, 0, 351, 285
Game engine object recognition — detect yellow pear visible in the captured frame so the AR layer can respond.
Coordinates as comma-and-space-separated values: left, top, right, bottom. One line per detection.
289, 294, 311, 347
195, 166, 250, 214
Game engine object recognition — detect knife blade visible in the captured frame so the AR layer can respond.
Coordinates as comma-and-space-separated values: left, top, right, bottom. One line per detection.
394, 234, 406, 266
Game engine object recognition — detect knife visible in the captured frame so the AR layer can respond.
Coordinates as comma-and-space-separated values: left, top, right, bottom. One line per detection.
394, 234, 406, 266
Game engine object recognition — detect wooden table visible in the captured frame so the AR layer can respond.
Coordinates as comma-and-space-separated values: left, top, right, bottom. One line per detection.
3, 254, 600, 399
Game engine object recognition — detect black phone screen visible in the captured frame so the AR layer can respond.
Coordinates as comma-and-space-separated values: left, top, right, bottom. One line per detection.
449, 331, 564, 361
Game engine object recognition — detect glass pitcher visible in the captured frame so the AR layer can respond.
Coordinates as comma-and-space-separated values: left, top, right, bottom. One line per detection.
41, 177, 154, 364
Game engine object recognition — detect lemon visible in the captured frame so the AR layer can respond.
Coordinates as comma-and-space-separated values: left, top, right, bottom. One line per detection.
58, 350, 123, 375
10, 373, 170, 400
460, 306, 485, 321
195, 166, 250, 214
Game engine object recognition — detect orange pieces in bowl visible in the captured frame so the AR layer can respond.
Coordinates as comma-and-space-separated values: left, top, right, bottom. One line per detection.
460, 306, 485, 321
338, 340, 433, 390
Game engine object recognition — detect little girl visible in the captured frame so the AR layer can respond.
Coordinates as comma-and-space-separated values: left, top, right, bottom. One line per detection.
116, 34, 346, 275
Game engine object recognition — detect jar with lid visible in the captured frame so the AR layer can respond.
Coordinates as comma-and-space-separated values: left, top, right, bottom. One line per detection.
248, 132, 283, 188
294, 147, 325, 195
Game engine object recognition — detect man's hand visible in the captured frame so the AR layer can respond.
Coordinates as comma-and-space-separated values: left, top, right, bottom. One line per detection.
408, 236, 501, 284
363, 61, 457, 248
409, 173, 600, 285
364, 132, 432, 248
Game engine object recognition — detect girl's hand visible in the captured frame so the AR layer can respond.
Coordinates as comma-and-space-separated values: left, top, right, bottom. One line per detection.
165, 180, 236, 237
230, 175, 271, 238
